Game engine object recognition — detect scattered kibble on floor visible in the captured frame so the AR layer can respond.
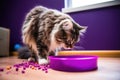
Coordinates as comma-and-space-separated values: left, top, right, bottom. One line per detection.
0, 68, 4, 72
0, 61, 49, 74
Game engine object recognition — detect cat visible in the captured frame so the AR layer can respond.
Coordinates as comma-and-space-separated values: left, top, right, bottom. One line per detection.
22, 6, 85, 64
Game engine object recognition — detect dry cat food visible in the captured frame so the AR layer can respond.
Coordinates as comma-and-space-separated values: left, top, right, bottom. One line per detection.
0, 61, 49, 74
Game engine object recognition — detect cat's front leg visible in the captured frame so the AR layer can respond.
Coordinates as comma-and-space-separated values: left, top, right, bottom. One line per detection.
38, 58, 49, 64
37, 48, 49, 64
36, 36, 50, 64
28, 51, 38, 62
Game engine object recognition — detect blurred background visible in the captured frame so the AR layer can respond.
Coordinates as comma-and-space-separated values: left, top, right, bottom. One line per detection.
0, 0, 120, 56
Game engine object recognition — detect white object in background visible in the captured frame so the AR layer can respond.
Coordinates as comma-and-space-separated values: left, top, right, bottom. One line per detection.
0, 27, 10, 56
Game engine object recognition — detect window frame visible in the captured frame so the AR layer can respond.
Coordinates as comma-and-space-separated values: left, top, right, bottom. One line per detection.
62, 0, 120, 13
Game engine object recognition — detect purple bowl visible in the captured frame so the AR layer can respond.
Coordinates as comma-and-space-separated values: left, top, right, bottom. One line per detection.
49, 55, 98, 72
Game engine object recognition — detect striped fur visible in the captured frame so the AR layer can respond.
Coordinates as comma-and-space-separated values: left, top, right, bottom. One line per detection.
22, 6, 84, 64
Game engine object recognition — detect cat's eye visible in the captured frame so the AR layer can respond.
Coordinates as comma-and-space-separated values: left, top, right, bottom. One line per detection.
57, 39, 62, 42
64, 24, 69, 26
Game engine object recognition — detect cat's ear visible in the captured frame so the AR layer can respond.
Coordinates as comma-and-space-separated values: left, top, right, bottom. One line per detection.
78, 25, 87, 33
73, 22, 87, 32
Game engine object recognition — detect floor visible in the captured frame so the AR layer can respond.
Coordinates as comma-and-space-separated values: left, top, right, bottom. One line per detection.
0, 56, 120, 80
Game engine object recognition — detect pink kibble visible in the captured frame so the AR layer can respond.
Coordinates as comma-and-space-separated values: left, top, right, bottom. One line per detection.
23, 67, 26, 70
22, 70, 25, 74
45, 70, 48, 73
16, 68, 19, 71
0, 68, 4, 72
44, 68, 48, 71
42, 68, 45, 71
38, 67, 41, 70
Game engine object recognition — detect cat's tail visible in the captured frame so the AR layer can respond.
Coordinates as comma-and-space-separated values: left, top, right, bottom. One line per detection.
22, 6, 45, 54
18, 46, 31, 59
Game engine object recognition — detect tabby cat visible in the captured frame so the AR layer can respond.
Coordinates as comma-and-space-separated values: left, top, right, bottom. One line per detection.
22, 6, 85, 64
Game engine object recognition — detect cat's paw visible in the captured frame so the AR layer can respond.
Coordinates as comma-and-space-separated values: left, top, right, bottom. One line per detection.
28, 57, 35, 62
38, 58, 49, 64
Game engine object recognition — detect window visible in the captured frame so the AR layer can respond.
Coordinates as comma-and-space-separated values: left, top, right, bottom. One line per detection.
62, 0, 120, 13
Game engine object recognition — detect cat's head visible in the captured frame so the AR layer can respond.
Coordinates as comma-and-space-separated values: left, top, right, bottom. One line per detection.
55, 19, 86, 49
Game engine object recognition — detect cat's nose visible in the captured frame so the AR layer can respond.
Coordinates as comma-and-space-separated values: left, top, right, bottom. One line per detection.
67, 43, 73, 49
63, 45, 72, 50
66, 45, 73, 49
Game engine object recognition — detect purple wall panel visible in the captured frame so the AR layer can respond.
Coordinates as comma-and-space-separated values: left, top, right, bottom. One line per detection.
69, 5, 120, 50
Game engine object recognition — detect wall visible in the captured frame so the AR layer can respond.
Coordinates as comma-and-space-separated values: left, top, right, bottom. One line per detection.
0, 0, 120, 51
69, 5, 120, 50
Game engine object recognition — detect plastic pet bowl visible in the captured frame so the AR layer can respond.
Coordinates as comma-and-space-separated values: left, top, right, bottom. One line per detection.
49, 55, 98, 72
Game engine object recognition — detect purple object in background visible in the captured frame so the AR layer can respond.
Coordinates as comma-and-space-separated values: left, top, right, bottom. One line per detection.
49, 55, 98, 72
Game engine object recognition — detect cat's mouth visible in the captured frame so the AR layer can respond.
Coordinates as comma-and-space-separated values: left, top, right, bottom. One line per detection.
63, 44, 72, 50
60, 43, 73, 50
61, 47, 72, 51
63, 47, 72, 50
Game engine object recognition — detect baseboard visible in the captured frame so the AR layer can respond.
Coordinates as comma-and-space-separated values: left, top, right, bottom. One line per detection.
58, 50, 120, 58
11, 50, 120, 58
